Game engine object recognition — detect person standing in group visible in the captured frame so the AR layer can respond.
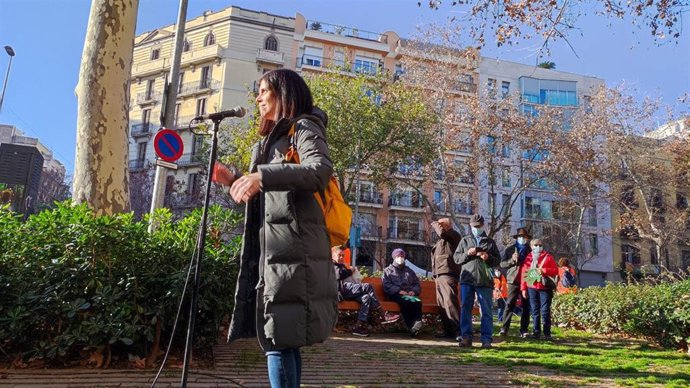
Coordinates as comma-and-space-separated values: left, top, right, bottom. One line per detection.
222, 69, 338, 388
454, 214, 501, 349
557, 257, 578, 294
493, 268, 508, 323
382, 248, 424, 336
332, 246, 400, 337
499, 227, 532, 337
520, 239, 559, 340
430, 218, 462, 340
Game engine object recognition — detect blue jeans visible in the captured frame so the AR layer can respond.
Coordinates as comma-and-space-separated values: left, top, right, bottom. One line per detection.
496, 298, 506, 322
460, 284, 493, 344
527, 288, 554, 337
266, 348, 301, 388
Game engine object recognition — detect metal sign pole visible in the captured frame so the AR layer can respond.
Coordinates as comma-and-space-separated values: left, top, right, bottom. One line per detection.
148, 0, 188, 232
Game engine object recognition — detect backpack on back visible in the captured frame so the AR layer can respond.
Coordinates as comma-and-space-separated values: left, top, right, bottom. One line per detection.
561, 269, 576, 288
286, 121, 352, 247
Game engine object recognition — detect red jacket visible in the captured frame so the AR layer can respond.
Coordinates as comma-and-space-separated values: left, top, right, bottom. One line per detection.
520, 251, 558, 291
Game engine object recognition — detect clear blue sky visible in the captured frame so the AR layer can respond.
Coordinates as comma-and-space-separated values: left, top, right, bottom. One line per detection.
0, 0, 688, 174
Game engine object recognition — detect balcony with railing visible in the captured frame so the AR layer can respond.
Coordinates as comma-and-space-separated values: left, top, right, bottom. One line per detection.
296, 54, 346, 70
358, 191, 384, 205
177, 153, 204, 167
387, 227, 426, 242
306, 20, 388, 44
450, 81, 477, 94
178, 78, 220, 97
388, 195, 425, 210
360, 225, 383, 240
171, 115, 201, 131
136, 91, 162, 105
180, 44, 222, 66
432, 200, 474, 215
256, 49, 285, 65
131, 123, 155, 137
132, 45, 223, 78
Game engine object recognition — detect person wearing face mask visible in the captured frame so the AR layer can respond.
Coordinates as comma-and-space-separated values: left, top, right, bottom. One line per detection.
382, 248, 423, 336
453, 214, 501, 349
520, 239, 559, 340
499, 227, 532, 338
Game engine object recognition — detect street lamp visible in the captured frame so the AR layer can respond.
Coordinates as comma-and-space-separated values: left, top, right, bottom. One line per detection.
0, 45, 16, 113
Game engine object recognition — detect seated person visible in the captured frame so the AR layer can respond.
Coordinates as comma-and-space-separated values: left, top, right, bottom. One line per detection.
382, 248, 423, 336
333, 246, 400, 337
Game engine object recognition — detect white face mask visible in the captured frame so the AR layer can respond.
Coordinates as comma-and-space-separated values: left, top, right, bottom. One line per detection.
471, 227, 482, 236
394, 256, 405, 266
532, 246, 542, 256
517, 237, 527, 245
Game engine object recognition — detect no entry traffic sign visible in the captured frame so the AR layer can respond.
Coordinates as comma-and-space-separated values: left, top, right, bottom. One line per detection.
153, 129, 184, 163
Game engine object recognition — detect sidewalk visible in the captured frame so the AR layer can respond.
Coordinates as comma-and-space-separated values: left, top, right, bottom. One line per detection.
1, 334, 516, 387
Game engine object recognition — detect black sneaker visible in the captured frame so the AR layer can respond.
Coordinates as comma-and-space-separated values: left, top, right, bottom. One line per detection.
543, 335, 553, 341
481, 342, 492, 349
352, 326, 369, 337
499, 328, 508, 337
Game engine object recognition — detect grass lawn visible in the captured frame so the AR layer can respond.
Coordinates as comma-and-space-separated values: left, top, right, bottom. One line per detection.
380, 325, 690, 388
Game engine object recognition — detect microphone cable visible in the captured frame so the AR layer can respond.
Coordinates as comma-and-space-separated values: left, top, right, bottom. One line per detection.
150, 226, 201, 387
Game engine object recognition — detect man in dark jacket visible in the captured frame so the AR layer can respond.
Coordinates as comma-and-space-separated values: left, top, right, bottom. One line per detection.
499, 227, 532, 337
382, 248, 423, 336
453, 214, 501, 349
332, 246, 400, 337
430, 218, 462, 339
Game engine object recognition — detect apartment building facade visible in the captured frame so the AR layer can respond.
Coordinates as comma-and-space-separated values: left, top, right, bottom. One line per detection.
476, 59, 613, 286
128, 6, 618, 283
610, 123, 690, 275
128, 7, 295, 210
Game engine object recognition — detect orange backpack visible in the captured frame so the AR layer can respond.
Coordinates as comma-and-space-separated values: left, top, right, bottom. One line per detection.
286, 122, 352, 247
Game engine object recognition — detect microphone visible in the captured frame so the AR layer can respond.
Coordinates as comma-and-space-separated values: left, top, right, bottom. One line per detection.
194, 106, 246, 121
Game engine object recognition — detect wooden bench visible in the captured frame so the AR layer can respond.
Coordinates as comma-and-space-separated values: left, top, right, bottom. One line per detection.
338, 277, 479, 316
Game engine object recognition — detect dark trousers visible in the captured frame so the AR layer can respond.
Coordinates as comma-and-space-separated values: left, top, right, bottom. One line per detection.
501, 284, 531, 334
387, 294, 422, 329
435, 274, 460, 336
341, 282, 380, 322
528, 288, 554, 336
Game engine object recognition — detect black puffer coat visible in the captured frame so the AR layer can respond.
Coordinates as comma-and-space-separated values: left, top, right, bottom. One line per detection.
227, 111, 338, 351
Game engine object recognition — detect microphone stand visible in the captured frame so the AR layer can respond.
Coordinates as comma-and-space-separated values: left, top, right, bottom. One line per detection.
180, 116, 222, 387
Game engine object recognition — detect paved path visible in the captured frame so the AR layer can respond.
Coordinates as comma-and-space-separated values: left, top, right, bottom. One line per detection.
0, 334, 591, 387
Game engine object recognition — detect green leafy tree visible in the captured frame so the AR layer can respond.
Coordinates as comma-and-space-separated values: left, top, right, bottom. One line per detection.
306, 72, 438, 199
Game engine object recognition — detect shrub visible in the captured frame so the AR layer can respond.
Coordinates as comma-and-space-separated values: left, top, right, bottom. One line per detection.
553, 277, 690, 351
0, 202, 242, 365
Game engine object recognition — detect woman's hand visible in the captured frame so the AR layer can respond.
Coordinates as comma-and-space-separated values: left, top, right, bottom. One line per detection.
230, 173, 261, 203
521, 290, 527, 299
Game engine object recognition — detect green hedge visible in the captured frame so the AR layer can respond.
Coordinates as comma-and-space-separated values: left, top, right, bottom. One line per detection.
553, 278, 690, 350
0, 202, 242, 363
